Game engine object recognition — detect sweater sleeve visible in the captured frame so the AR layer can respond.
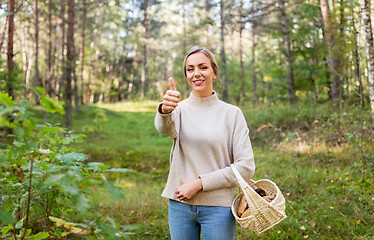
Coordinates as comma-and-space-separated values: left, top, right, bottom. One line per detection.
154, 103, 178, 139
199, 108, 255, 191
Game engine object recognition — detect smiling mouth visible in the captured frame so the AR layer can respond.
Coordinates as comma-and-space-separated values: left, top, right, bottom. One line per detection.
193, 79, 205, 84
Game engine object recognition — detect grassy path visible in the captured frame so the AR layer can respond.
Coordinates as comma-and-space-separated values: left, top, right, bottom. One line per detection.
69, 101, 373, 240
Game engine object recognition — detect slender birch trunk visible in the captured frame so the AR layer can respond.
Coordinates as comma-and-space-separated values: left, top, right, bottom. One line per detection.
360, 0, 374, 129
0, 16, 8, 54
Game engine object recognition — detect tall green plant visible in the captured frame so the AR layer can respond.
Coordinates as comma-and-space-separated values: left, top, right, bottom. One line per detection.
0, 89, 134, 239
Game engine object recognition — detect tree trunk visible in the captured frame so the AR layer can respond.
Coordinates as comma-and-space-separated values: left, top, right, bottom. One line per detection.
237, 0, 245, 104
339, 0, 345, 97
360, 0, 374, 129
47, 0, 54, 97
311, 54, 319, 99
90, 47, 100, 103
279, 0, 296, 105
141, 0, 149, 98
7, 0, 15, 99
21, 22, 30, 98
251, 0, 258, 105
320, 0, 341, 100
59, 0, 66, 100
85, 27, 97, 104
0, 16, 8, 55
183, 0, 189, 97
351, 5, 361, 97
260, 71, 265, 103
64, 0, 75, 128
80, 0, 87, 105
74, 68, 78, 110
34, 0, 41, 103
117, 60, 124, 101
220, 0, 228, 101
128, 41, 138, 97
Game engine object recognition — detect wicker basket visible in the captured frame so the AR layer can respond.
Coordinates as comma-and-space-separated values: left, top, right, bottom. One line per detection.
230, 165, 287, 235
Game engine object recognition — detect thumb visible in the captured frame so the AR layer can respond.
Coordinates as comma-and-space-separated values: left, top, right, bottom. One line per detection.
169, 77, 176, 91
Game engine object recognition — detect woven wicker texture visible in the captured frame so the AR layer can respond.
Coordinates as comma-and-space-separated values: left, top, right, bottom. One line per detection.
230, 165, 287, 235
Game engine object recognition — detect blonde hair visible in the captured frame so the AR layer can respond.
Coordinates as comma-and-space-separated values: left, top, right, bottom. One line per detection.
183, 46, 219, 78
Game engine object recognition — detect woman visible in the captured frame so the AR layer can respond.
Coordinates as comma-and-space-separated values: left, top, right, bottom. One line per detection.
154, 46, 255, 240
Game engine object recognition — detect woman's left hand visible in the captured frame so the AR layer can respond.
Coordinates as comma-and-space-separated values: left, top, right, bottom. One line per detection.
175, 178, 203, 201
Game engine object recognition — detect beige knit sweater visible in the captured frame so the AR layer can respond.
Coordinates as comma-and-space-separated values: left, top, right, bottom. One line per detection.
154, 92, 255, 207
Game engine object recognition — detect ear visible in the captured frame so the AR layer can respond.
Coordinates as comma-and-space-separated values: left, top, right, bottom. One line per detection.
213, 75, 217, 80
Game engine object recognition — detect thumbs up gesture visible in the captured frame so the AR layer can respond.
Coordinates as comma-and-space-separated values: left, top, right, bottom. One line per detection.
161, 77, 181, 114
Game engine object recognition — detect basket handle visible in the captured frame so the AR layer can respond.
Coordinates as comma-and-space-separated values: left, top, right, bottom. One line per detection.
231, 165, 263, 211
231, 164, 247, 188
230, 165, 255, 188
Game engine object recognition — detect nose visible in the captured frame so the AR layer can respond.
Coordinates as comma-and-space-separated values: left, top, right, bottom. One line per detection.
194, 68, 201, 78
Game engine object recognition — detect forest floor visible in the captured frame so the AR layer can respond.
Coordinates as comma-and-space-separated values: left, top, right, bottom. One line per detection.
53, 100, 373, 240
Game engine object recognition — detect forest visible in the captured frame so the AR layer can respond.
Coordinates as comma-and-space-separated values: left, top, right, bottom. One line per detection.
0, 0, 373, 239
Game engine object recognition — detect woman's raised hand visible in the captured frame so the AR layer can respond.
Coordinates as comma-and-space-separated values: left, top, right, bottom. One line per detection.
161, 77, 181, 114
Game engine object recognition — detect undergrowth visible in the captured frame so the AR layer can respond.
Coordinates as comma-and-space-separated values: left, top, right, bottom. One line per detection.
19, 100, 374, 239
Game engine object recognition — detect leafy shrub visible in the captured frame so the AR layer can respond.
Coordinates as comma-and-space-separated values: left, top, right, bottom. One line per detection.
0, 90, 133, 239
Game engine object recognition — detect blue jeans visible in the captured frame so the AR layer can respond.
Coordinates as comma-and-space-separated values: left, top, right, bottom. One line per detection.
168, 199, 236, 240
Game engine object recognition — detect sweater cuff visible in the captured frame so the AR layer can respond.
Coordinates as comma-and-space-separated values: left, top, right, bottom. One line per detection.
155, 103, 177, 139
157, 102, 174, 116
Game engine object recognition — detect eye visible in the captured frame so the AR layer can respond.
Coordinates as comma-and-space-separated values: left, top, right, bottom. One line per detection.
201, 66, 208, 70
187, 68, 194, 72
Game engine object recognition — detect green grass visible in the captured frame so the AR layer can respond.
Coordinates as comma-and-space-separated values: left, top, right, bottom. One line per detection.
35, 100, 373, 239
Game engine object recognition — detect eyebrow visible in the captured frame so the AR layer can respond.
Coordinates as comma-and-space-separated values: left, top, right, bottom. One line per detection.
186, 63, 209, 67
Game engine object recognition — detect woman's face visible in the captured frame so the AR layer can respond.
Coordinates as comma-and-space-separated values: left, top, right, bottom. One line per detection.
185, 52, 217, 98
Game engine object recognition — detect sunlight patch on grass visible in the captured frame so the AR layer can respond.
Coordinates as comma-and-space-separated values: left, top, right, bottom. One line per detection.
276, 140, 348, 155
95, 100, 159, 112
277, 141, 312, 155
115, 178, 136, 189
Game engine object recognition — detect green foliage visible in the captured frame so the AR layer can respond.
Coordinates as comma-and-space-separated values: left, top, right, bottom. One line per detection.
0, 90, 134, 239
36, 87, 65, 114
81, 108, 108, 134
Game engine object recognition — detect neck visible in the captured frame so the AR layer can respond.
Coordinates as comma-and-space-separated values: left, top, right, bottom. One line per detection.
192, 91, 214, 98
